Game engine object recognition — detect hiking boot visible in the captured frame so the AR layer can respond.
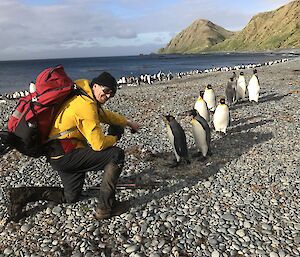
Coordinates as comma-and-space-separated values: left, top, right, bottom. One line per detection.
94, 200, 131, 220
7, 187, 28, 222
6, 187, 65, 222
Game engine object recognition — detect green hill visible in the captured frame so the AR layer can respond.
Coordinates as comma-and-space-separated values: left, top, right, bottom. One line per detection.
158, 0, 300, 54
207, 0, 300, 51
158, 19, 235, 54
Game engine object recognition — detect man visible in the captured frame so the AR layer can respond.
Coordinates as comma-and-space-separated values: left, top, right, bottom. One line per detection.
7, 72, 140, 221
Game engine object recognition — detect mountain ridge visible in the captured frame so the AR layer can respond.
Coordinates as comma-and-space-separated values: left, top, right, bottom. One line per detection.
158, 0, 300, 54
158, 19, 235, 54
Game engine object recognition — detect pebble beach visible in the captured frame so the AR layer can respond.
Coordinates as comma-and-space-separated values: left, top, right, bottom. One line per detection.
0, 56, 299, 257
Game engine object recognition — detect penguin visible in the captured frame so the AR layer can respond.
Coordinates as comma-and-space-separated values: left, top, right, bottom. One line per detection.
225, 77, 236, 106
163, 115, 190, 167
203, 84, 216, 112
194, 90, 210, 123
189, 109, 212, 161
29, 82, 36, 94
236, 72, 246, 101
231, 71, 237, 80
213, 98, 230, 134
248, 69, 260, 102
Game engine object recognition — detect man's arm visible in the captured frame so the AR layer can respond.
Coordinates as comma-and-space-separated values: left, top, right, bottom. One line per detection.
99, 108, 141, 132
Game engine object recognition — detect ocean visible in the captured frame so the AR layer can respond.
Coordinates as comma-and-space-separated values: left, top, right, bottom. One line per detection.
0, 52, 295, 94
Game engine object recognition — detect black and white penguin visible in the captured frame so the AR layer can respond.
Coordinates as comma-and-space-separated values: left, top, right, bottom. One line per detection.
225, 77, 236, 106
203, 84, 216, 112
194, 90, 210, 122
236, 71, 246, 101
29, 81, 36, 94
163, 115, 190, 167
189, 109, 212, 161
248, 69, 260, 102
213, 98, 230, 134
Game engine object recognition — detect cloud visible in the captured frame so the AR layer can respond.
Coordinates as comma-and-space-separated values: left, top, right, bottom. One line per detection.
0, 0, 292, 60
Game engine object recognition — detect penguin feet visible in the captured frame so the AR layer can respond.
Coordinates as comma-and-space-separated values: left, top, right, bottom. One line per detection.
184, 159, 191, 165
216, 131, 226, 136
198, 156, 207, 162
167, 158, 190, 168
192, 152, 202, 158
167, 160, 180, 168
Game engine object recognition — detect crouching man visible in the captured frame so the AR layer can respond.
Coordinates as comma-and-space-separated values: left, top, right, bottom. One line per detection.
8, 72, 140, 221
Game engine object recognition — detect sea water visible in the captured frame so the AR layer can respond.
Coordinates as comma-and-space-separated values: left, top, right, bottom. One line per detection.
0, 52, 294, 94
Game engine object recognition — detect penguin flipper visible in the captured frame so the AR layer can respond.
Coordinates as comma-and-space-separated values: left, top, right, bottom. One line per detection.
171, 123, 189, 159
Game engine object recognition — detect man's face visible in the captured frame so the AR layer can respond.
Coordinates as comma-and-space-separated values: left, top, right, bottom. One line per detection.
93, 83, 115, 104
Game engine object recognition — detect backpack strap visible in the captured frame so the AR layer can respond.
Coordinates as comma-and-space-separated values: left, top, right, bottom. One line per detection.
46, 85, 93, 143
46, 127, 77, 142
74, 84, 94, 101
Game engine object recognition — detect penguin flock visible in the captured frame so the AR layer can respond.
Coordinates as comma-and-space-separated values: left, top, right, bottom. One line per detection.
1, 58, 287, 100
163, 68, 261, 167
116, 57, 287, 88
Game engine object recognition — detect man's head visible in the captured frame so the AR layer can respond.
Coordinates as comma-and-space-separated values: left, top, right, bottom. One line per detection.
91, 72, 118, 104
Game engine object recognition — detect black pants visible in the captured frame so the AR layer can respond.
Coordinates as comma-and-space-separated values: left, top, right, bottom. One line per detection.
49, 146, 125, 209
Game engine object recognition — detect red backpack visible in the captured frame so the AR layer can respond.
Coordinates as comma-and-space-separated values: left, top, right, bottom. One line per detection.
6, 65, 79, 157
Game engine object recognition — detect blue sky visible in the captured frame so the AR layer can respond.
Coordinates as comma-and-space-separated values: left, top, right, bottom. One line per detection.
0, 0, 292, 61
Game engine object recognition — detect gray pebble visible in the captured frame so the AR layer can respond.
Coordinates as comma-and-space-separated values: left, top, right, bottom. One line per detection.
20, 224, 33, 233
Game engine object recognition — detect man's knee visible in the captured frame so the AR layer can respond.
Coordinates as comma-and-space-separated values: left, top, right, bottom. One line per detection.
111, 147, 125, 166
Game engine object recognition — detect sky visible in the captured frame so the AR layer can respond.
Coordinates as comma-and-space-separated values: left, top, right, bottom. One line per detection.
0, 0, 292, 61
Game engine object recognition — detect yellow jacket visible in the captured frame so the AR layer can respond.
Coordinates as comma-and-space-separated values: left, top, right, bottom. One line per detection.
48, 79, 128, 154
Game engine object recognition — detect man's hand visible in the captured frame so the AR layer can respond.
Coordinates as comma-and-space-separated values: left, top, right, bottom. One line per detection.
107, 125, 124, 140
127, 120, 141, 134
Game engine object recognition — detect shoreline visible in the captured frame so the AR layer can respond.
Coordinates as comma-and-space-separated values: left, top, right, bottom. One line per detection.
1, 48, 299, 63
0, 56, 295, 98
0, 57, 300, 256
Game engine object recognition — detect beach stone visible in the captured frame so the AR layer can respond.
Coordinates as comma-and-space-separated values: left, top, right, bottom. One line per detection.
236, 229, 246, 237
149, 254, 160, 257
3, 248, 13, 255
203, 181, 211, 188
125, 245, 139, 253
228, 228, 236, 235
211, 250, 220, 257
45, 207, 52, 215
162, 246, 171, 254
222, 214, 235, 221
262, 223, 272, 230
52, 206, 62, 215
20, 224, 33, 233
278, 250, 286, 257
270, 252, 279, 257
294, 224, 300, 230
66, 208, 72, 215
244, 221, 251, 228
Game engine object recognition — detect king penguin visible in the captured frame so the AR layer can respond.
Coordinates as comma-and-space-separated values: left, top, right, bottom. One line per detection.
248, 69, 260, 102
236, 72, 246, 101
203, 84, 216, 112
194, 90, 210, 123
225, 77, 236, 106
189, 109, 212, 161
163, 115, 190, 167
29, 81, 36, 94
213, 98, 230, 134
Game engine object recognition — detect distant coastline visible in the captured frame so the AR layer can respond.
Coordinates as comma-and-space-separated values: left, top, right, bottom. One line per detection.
0, 52, 298, 94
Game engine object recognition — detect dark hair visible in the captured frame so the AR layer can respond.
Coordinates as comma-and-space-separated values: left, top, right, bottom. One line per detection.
90, 72, 118, 94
